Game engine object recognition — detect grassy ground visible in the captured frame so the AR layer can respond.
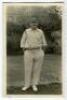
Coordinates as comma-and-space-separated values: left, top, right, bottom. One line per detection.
7, 83, 62, 95
7, 54, 62, 95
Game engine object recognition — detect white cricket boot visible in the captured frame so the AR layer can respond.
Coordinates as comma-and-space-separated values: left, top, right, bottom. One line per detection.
21, 86, 29, 91
32, 85, 38, 92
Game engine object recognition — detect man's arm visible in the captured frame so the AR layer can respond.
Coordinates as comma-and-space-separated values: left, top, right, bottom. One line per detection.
41, 31, 47, 47
20, 30, 27, 49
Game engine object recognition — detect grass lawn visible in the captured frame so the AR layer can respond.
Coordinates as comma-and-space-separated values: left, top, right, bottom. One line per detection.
7, 83, 62, 95
7, 54, 62, 95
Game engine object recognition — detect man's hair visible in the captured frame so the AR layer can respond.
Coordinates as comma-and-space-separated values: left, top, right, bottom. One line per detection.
30, 17, 38, 23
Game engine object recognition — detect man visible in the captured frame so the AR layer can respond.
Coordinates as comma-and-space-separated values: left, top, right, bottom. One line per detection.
20, 18, 47, 92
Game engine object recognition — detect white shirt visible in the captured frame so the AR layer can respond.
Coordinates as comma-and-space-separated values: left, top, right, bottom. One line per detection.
20, 28, 47, 48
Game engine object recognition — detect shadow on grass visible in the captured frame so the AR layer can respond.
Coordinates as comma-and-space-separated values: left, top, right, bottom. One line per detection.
7, 83, 62, 95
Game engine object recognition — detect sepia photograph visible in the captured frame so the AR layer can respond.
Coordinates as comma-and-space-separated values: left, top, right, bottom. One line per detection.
3, 2, 63, 95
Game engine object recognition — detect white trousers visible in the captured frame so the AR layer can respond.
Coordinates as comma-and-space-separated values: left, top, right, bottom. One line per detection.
24, 49, 44, 87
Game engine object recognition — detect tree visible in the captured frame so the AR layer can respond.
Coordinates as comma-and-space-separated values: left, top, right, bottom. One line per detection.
7, 5, 62, 54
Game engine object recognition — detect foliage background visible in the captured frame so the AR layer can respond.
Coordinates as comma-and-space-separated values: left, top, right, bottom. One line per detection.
6, 5, 62, 55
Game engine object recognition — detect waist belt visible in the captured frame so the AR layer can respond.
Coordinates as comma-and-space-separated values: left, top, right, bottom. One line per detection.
24, 47, 41, 50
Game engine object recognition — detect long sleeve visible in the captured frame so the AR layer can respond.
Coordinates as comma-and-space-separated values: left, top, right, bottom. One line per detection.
41, 32, 47, 46
20, 31, 27, 48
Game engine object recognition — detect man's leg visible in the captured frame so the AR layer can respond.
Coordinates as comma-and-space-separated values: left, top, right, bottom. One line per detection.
22, 51, 33, 90
32, 50, 44, 91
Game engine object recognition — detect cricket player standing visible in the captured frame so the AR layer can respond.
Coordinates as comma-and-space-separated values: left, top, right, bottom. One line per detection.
20, 18, 47, 92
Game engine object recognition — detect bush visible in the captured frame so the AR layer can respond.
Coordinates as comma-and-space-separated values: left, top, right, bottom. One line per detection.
7, 5, 62, 55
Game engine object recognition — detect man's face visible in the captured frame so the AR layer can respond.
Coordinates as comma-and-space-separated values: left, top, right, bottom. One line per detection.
30, 22, 38, 30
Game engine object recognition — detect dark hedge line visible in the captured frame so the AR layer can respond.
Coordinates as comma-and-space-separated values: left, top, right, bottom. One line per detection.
7, 6, 62, 55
